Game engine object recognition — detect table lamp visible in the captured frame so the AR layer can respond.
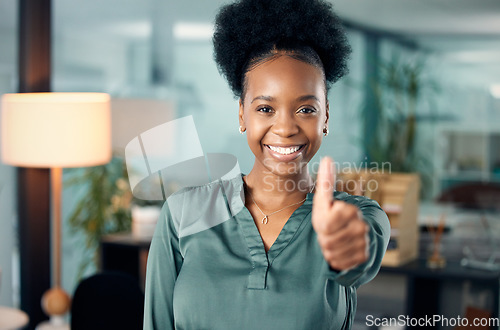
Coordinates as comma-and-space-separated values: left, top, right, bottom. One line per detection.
1, 92, 111, 328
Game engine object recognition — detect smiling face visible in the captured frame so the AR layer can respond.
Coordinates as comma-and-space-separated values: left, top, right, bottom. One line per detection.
239, 55, 329, 179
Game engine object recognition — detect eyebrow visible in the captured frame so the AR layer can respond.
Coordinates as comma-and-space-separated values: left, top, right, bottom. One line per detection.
297, 95, 320, 102
251, 95, 274, 104
250, 94, 320, 104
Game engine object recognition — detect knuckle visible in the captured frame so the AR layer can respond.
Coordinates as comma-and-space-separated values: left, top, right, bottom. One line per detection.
325, 237, 337, 250
347, 207, 358, 219
331, 201, 345, 214
323, 249, 334, 262
316, 234, 327, 247
335, 200, 346, 208
359, 250, 369, 262
338, 261, 350, 271
323, 221, 334, 234
360, 243, 369, 259
329, 259, 342, 270
313, 217, 327, 233
311, 212, 321, 225
323, 219, 334, 232
360, 238, 367, 251
347, 220, 363, 235
356, 221, 367, 234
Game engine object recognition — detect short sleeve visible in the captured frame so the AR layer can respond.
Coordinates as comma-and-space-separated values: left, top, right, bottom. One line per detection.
143, 202, 184, 330
324, 192, 390, 288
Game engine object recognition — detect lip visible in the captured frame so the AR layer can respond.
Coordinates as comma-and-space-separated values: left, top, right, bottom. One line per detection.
264, 144, 306, 162
265, 144, 304, 148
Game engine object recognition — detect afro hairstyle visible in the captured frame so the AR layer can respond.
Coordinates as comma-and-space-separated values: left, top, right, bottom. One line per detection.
213, 0, 351, 98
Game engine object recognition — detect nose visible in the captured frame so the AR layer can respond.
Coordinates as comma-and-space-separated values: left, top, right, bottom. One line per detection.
271, 110, 299, 137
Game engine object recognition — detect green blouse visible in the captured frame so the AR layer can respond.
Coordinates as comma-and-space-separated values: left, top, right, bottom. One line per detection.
143, 174, 390, 329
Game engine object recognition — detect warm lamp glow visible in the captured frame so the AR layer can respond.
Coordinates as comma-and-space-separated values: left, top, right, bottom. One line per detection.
1, 92, 111, 167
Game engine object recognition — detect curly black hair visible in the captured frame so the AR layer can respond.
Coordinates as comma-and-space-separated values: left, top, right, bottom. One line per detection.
213, 0, 351, 98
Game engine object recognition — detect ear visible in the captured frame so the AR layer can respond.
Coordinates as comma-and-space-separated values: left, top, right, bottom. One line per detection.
325, 101, 330, 127
239, 98, 245, 129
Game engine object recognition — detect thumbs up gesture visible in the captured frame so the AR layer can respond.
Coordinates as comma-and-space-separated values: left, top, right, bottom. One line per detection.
312, 157, 370, 271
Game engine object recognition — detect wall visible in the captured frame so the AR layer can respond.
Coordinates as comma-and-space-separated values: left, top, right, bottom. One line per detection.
0, 1, 19, 308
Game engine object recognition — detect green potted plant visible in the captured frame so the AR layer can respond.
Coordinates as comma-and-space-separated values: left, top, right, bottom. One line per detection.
66, 156, 132, 280
361, 53, 440, 197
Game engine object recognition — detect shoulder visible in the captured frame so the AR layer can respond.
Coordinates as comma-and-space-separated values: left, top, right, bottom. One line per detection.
169, 179, 223, 200
167, 175, 243, 205
163, 175, 245, 238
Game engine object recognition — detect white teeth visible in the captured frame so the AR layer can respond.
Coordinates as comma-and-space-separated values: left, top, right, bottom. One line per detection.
268, 145, 301, 155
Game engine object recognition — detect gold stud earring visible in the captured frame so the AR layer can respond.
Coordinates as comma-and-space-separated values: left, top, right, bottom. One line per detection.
323, 127, 329, 136
239, 126, 246, 134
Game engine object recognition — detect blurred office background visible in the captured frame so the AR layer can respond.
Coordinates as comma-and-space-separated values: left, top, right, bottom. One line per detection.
1, 0, 499, 329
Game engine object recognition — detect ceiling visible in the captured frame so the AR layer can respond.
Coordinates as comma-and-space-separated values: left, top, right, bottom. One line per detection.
2, 0, 499, 48
52, 0, 500, 52
334, 0, 500, 62
1, 0, 500, 85
333, 0, 500, 88
334, 0, 500, 36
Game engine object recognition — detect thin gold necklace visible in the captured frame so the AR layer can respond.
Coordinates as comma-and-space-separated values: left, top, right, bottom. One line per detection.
246, 182, 315, 224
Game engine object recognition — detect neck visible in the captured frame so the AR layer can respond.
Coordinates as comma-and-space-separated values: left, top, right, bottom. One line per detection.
244, 165, 314, 211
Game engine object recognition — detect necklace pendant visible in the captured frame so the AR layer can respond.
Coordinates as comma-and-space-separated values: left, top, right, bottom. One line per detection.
261, 215, 269, 224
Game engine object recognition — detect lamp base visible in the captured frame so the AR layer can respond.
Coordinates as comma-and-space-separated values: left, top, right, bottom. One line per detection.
37, 288, 71, 330
41, 287, 71, 317
36, 316, 70, 330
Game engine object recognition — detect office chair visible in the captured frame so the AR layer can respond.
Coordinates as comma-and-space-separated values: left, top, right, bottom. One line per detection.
437, 182, 500, 210
70, 271, 144, 330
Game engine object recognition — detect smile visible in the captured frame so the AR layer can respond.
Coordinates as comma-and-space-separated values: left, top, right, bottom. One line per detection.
265, 144, 305, 155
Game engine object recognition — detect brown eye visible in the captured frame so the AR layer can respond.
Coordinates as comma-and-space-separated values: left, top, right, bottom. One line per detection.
298, 107, 317, 114
257, 106, 273, 113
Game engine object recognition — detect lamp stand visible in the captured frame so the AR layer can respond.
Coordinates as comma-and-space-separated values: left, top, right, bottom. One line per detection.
51, 167, 62, 288
37, 167, 71, 330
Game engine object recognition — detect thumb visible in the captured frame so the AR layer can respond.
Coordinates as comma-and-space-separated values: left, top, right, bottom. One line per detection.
314, 157, 336, 207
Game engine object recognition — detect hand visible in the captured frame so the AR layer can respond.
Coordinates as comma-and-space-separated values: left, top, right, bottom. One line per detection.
312, 157, 370, 271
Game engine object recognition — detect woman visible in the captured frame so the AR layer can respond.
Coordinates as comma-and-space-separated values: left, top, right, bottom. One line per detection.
144, 0, 390, 329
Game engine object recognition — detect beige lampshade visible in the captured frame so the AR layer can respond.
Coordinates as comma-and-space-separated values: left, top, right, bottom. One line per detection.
1, 92, 111, 168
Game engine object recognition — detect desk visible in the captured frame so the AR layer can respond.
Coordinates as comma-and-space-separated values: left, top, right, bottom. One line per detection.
379, 259, 500, 329
0, 306, 29, 330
